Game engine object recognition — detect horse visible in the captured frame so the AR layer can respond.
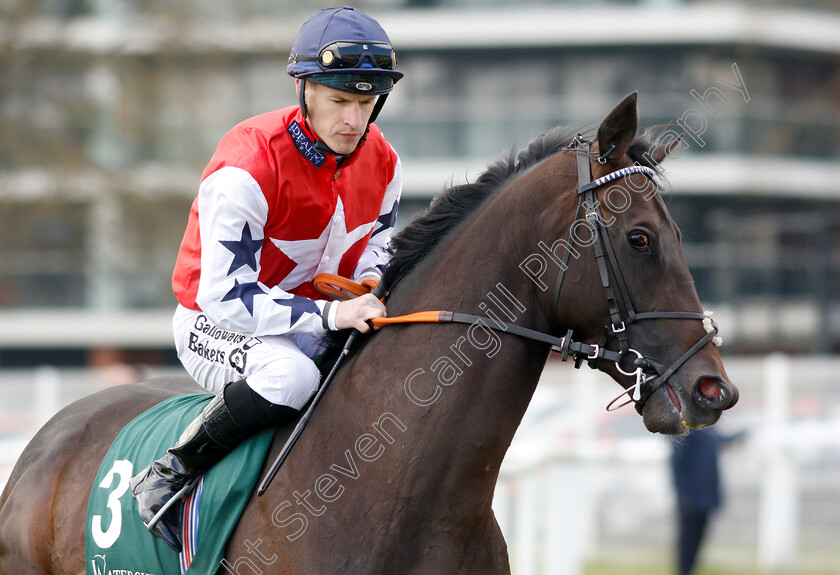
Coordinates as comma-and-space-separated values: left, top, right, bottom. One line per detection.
0, 92, 738, 574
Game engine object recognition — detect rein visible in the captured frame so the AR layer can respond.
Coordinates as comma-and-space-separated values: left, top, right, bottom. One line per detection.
315, 137, 721, 412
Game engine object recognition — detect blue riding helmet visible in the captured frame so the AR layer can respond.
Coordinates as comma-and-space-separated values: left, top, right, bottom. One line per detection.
287, 6, 403, 95
288, 6, 403, 125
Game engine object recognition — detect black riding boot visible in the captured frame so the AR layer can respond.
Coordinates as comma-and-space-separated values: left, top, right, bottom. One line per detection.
129, 380, 298, 552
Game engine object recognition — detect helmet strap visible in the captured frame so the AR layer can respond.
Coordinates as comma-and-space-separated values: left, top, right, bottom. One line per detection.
298, 79, 308, 118
299, 79, 341, 156
368, 93, 388, 124
313, 136, 343, 158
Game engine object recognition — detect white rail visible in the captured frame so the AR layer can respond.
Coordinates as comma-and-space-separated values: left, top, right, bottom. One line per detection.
2, 357, 840, 574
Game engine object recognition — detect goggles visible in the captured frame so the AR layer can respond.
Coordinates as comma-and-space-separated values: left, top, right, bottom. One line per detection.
317, 41, 396, 71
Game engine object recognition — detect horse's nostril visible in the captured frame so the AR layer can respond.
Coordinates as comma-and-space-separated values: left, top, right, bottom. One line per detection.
698, 377, 722, 400
693, 376, 738, 411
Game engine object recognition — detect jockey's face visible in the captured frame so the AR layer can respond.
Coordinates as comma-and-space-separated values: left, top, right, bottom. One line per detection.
300, 80, 377, 155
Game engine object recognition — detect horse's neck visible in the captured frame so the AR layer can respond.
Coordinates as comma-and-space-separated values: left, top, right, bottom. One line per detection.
249, 177, 569, 567
370, 202, 553, 499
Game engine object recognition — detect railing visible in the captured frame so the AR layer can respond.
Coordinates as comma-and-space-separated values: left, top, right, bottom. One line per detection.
495, 355, 840, 574
2, 356, 839, 573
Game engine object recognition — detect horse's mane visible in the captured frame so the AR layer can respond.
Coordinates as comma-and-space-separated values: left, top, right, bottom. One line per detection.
381, 127, 660, 292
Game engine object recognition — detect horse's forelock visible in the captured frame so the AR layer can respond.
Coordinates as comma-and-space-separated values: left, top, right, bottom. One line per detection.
630, 125, 675, 172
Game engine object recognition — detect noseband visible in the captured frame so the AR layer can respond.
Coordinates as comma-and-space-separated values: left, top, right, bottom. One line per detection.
553, 135, 721, 411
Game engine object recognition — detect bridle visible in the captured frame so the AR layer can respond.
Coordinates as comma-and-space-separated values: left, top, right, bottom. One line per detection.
550, 135, 722, 411
314, 135, 723, 413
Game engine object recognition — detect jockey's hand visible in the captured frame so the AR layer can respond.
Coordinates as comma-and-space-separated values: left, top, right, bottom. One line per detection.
335, 293, 386, 333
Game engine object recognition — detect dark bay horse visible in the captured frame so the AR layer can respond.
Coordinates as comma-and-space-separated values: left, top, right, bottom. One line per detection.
0, 93, 737, 574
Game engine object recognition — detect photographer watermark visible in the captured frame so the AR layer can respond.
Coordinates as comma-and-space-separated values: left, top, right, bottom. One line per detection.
522, 62, 749, 290
217, 62, 750, 574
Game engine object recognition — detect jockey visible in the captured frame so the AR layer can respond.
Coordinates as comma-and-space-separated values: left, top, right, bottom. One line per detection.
129, 6, 403, 552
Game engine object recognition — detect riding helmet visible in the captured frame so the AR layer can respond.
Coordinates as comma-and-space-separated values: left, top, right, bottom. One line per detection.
287, 6, 403, 122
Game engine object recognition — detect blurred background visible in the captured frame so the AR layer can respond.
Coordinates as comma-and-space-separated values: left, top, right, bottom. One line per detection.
1, 0, 839, 573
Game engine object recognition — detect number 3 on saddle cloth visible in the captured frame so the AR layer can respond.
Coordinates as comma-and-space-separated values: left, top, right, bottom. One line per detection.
85, 394, 274, 575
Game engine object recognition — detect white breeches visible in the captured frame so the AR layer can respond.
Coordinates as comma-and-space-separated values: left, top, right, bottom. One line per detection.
172, 305, 323, 410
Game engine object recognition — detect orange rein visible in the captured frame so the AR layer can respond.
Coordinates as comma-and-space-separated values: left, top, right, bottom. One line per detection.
369, 311, 448, 327
313, 273, 448, 327
313, 273, 378, 300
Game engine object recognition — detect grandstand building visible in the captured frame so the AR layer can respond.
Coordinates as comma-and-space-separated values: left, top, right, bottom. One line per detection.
0, 0, 838, 363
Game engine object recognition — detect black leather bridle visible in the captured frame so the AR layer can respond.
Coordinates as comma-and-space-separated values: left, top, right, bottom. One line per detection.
371, 134, 723, 413
551, 135, 722, 411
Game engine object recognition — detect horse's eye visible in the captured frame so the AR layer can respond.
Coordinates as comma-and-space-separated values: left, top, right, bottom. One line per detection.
628, 231, 651, 251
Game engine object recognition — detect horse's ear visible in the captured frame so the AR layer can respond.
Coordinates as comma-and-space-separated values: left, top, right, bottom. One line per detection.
648, 134, 683, 165
597, 92, 638, 163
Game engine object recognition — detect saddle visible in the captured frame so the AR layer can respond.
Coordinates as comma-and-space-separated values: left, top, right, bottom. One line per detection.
85, 394, 275, 575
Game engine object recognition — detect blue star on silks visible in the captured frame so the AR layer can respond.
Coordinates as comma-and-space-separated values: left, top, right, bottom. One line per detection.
221, 279, 265, 316
371, 199, 399, 238
273, 295, 321, 326
220, 223, 263, 276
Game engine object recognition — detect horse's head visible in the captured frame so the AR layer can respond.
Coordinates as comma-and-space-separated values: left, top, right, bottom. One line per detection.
549, 92, 738, 434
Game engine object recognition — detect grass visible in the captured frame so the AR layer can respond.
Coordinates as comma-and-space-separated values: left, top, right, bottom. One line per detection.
585, 562, 748, 575
584, 560, 837, 575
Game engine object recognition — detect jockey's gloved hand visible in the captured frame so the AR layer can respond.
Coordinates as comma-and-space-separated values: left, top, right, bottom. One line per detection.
335, 293, 386, 333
